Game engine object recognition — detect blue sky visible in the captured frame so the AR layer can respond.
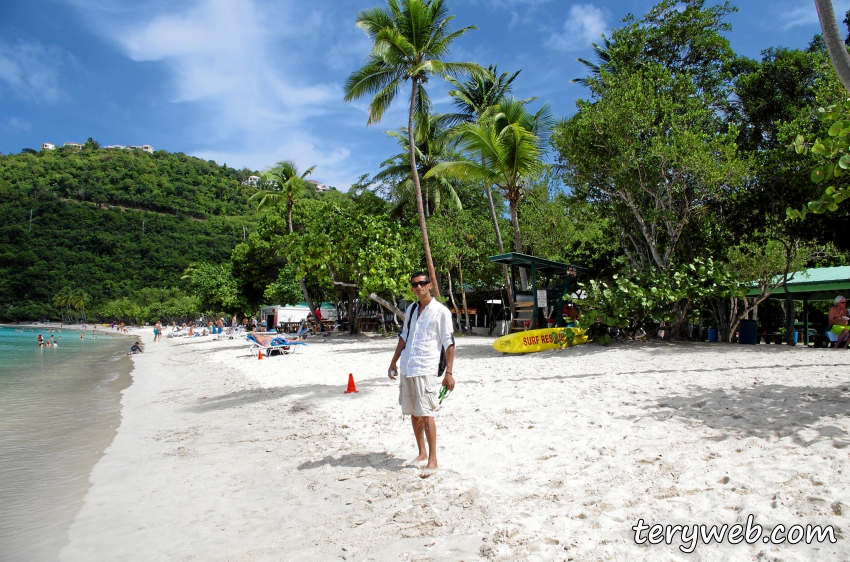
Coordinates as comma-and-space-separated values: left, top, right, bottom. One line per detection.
1, 0, 847, 188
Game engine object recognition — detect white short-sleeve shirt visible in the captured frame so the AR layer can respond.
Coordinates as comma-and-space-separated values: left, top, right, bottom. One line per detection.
399, 299, 454, 378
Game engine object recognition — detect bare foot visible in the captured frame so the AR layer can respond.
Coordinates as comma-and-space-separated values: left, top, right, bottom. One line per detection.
420, 467, 438, 478
403, 455, 428, 467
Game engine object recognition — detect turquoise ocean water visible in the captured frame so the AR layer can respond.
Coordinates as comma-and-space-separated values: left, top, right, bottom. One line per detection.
0, 327, 134, 562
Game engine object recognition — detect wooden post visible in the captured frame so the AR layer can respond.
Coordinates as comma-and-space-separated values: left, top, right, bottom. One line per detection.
531, 263, 538, 330
803, 297, 810, 346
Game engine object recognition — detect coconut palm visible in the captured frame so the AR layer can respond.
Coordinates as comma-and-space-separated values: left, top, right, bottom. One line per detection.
445, 65, 523, 301
571, 37, 615, 86
344, 0, 483, 296
248, 160, 323, 328
427, 98, 554, 289
251, 160, 316, 232
375, 113, 462, 219
53, 286, 73, 324
444, 64, 522, 126
70, 289, 90, 323
816, 0, 850, 92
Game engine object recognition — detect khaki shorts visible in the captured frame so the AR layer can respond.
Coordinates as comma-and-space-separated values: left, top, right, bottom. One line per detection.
399, 375, 440, 417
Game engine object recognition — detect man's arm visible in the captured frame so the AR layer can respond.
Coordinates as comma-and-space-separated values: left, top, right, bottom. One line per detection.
388, 337, 405, 380
389, 305, 411, 380
443, 344, 455, 391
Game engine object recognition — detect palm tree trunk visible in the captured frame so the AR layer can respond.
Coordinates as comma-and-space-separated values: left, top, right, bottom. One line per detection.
446, 268, 462, 331
459, 257, 470, 334
485, 179, 513, 309
287, 201, 294, 233
288, 216, 322, 331
816, 0, 850, 92
408, 78, 441, 298
481, 136, 510, 301
509, 197, 528, 290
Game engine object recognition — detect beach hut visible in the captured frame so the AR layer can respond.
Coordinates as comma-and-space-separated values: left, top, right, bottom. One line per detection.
489, 253, 587, 331
260, 302, 338, 330
746, 266, 850, 345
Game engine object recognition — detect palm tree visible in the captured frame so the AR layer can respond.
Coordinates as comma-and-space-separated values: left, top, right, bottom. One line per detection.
344, 0, 483, 297
374, 113, 462, 219
70, 289, 90, 323
445, 65, 523, 302
444, 64, 522, 126
53, 286, 73, 324
427, 98, 554, 289
571, 37, 614, 86
816, 0, 850, 92
251, 160, 316, 232
249, 160, 323, 328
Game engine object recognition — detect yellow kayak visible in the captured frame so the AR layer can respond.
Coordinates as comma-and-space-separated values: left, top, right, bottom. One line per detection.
493, 327, 588, 354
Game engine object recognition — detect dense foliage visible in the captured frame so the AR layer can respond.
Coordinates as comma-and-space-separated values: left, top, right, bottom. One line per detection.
0, 147, 257, 321
6, 0, 850, 343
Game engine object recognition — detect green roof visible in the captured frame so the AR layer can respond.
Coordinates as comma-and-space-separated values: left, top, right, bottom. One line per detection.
747, 266, 850, 301
489, 252, 587, 277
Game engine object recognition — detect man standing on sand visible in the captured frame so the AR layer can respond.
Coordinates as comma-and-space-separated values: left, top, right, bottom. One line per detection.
388, 272, 455, 478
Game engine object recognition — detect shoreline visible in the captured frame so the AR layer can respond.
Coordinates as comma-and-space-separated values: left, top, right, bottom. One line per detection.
0, 328, 134, 562
61, 334, 850, 560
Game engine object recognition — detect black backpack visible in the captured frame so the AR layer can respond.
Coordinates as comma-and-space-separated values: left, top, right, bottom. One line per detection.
404, 303, 447, 377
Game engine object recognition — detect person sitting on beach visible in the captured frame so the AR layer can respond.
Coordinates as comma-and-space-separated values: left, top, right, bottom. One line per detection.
128, 342, 142, 355
187, 325, 195, 337
562, 302, 579, 327
828, 296, 850, 349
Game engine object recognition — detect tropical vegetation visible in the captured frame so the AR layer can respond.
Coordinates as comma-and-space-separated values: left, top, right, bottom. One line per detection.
5, 0, 850, 344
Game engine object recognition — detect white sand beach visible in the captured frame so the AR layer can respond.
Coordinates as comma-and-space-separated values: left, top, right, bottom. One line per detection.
60, 332, 850, 561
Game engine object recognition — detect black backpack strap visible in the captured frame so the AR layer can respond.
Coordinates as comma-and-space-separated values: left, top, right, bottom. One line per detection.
403, 303, 416, 340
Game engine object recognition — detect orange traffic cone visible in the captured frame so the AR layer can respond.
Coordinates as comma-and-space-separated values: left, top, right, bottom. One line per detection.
344, 373, 359, 394
258, 350, 263, 360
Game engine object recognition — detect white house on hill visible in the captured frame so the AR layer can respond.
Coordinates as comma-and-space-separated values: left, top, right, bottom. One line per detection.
41, 143, 55, 151
64, 142, 83, 150
308, 179, 329, 192
242, 175, 261, 187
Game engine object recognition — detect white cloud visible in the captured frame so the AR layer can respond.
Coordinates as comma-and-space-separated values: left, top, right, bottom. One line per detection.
0, 42, 64, 103
547, 4, 608, 51
114, 0, 337, 133
8, 117, 31, 131
62, 0, 360, 178
777, 0, 850, 30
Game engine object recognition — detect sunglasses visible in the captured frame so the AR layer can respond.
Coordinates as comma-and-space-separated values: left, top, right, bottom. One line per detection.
410, 280, 430, 288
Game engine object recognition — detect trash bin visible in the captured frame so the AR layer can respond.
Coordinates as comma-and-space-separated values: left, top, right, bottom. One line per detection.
738, 320, 758, 345
708, 328, 718, 342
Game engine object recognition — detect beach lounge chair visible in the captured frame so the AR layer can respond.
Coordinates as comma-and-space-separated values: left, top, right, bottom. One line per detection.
246, 333, 306, 357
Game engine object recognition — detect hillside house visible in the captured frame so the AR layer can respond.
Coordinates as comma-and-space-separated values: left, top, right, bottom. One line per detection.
308, 179, 329, 192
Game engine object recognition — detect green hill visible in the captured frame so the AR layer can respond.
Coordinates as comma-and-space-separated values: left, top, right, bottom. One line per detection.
0, 145, 258, 321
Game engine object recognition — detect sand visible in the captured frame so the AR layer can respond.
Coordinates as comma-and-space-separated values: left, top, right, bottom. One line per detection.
59, 332, 850, 561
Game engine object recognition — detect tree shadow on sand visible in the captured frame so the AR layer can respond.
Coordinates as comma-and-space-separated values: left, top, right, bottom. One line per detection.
632, 382, 850, 448
297, 452, 405, 472
188, 378, 387, 413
